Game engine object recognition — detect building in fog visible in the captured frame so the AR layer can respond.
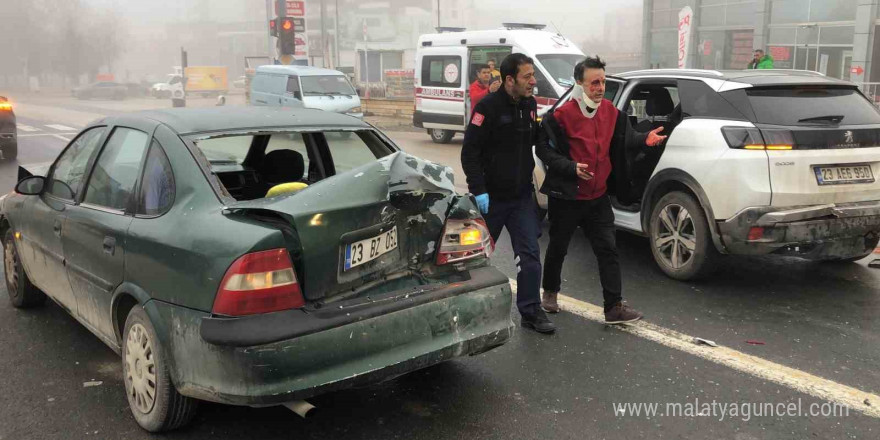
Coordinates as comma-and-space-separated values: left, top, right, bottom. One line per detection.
643, 0, 880, 83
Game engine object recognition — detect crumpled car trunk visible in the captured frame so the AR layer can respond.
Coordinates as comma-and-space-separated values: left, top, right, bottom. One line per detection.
224, 152, 474, 302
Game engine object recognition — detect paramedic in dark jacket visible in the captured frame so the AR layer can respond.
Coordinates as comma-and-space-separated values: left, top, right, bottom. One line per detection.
461, 53, 555, 334
536, 56, 666, 324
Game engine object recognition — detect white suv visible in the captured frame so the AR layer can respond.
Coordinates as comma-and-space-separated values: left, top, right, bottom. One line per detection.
535, 69, 880, 280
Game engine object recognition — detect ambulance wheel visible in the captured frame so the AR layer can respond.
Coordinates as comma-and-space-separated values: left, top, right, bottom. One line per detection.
429, 129, 454, 144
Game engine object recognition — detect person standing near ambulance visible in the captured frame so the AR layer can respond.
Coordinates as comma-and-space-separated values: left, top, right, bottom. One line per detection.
461, 53, 555, 334
536, 56, 666, 324
469, 64, 500, 114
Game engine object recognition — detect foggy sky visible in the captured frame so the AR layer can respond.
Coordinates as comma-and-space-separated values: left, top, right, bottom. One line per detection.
85, 0, 642, 44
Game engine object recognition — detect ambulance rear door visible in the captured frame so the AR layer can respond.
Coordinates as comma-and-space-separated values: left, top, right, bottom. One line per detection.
415, 46, 468, 134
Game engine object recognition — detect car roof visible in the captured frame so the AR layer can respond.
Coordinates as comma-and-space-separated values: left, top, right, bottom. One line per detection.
616, 69, 854, 87
255, 65, 347, 77
122, 106, 370, 135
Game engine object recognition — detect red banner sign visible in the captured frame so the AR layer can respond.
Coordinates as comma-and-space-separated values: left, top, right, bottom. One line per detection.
275, 1, 305, 17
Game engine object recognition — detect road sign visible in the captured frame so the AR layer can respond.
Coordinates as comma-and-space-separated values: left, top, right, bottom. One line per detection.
851, 65, 865, 75
292, 17, 305, 32
275, 1, 305, 17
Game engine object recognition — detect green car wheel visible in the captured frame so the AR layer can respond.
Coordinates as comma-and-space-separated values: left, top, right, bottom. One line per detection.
123, 306, 197, 432
3, 229, 46, 308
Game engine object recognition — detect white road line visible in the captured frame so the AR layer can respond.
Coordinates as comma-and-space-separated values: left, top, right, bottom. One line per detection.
52, 134, 71, 142
17, 125, 39, 132
508, 280, 880, 418
45, 124, 77, 131
17, 132, 78, 138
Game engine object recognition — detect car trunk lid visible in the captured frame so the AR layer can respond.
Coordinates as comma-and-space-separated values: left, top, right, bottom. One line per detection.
223, 152, 461, 302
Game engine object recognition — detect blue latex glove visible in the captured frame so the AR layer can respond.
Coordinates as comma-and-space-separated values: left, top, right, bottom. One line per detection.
475, 193, 490, 214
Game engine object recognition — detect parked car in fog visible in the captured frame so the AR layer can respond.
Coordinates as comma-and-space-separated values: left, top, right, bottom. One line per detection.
250, 65, 362, 118
72, 82, 128, 100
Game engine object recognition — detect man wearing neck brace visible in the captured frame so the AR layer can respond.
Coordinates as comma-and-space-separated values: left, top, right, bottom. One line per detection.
535, 56, 666, 324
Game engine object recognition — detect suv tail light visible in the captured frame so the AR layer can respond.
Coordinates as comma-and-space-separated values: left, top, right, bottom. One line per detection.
436, 219, 494, 265
0, 102, 12, 111
213, 248, 305, 316
721, 127, 794, 150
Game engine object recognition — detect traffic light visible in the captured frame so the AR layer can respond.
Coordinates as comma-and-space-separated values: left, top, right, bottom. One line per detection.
269, 19, 277, 37
277, 17, 296, 55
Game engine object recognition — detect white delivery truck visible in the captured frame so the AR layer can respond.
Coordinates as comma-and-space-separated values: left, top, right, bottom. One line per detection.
413, 23, 585, 143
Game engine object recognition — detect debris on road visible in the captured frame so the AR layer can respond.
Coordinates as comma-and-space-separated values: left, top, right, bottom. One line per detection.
82, 381, 103, 388
866, 399, 872, 407
745, 340, 766, 345
868, 259, 880, 269
693, 337, 718, 347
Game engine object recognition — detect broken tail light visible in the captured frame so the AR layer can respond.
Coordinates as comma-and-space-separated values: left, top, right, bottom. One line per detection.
436, 218, 494, 265
213, 248, 305, 316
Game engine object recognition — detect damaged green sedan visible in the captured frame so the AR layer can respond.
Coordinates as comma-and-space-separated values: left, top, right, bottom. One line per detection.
0, 107, 514, 432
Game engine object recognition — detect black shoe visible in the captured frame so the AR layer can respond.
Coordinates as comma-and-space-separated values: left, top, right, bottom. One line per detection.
521, 308, 556, 334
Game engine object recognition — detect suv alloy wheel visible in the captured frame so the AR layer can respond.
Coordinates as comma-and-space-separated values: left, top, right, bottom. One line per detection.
648, 191, 720, 280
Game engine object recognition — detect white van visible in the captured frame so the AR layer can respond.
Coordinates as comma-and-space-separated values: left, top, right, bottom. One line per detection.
250, 65, 362, 117
413, 24, 585, 143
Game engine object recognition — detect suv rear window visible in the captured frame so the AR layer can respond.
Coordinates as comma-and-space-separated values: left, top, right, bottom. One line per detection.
745, 87, 880, 126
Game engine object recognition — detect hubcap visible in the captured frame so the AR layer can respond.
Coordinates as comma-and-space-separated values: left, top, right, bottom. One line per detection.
124, 323, 157, 414
3, 238, 19, 293
432, 129, 444, 140
654, 204, 697, 269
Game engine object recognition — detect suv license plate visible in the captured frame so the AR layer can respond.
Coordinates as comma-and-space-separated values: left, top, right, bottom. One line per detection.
344, 227, 398, 271
814, 164, 875, 186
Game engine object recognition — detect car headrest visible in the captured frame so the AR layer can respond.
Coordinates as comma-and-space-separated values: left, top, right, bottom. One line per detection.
266, 182, 309, 198
262, 149, 305, 185
645, 89, 675, 116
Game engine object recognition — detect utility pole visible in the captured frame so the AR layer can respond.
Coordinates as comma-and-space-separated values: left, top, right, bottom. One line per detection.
335, 0, 340, 69
320, 0, 327, 68
437, 0, 440, 28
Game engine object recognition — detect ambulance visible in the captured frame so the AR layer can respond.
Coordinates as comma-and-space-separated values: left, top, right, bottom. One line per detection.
413, 23, 585, 143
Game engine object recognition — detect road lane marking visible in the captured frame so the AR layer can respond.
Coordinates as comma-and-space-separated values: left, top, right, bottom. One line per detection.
508, 280, 880, 418
45, 124, 77, 131
52, 134, 70, 142
17, 125, 39, 132
17, 133, 78, 138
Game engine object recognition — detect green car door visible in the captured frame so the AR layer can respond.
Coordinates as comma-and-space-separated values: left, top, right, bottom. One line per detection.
21, 126, 108, 314
63, 126, 149, 340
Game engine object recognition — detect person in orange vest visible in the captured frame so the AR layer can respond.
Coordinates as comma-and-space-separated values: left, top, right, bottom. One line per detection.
469, 64, 500, 114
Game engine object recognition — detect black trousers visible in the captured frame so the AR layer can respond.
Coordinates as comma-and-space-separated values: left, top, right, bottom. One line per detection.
483, 190, 542, 316
542, 195, 623, 310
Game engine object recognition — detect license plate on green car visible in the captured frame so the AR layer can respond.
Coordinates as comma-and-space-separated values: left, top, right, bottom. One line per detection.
344, 227, 398, 270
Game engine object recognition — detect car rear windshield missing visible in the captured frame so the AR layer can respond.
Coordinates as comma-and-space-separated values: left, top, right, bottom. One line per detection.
745, 86, 880, 126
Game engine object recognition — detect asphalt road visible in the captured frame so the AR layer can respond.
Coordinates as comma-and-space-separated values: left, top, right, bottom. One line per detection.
1, 96, 879, 439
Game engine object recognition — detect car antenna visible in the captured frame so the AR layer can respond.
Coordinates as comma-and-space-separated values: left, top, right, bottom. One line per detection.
550, 20, 564, 37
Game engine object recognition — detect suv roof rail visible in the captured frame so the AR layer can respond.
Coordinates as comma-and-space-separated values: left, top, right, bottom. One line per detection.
762, 69, 826, 76
435, 27, 466, 33
624, 68, 724, 77
501, 23, 546, 30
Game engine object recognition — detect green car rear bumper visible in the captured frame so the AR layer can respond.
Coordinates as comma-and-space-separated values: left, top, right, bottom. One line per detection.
148, 266, 514, 406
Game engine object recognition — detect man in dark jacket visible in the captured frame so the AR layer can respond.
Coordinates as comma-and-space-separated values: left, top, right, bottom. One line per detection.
536, 56, 665, 324
461, 53, 555, 334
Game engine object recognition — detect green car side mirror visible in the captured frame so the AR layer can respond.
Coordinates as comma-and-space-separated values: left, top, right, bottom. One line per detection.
15, 176, 45, 195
